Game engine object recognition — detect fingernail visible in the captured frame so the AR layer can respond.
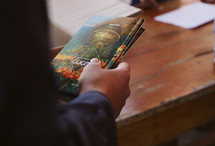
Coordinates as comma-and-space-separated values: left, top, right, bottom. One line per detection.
90, 58, 99, 63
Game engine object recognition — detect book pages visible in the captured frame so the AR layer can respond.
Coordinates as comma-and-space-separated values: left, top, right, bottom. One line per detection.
47, 0, 141, 47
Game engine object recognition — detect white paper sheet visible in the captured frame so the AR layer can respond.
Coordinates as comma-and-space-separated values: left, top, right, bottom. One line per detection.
154, 2, 215, 29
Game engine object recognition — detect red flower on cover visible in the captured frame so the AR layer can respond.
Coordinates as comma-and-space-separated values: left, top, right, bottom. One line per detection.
101, 60, 107, 69
63, 69, 72, 75
64, 69, 75, 78
60, 67, 85, 79
73, 68, 84, 79
56, 66, 68, 73
69, 73, 75, 78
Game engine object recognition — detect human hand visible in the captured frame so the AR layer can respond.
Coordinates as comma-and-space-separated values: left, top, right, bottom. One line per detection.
78, 58, 130, 118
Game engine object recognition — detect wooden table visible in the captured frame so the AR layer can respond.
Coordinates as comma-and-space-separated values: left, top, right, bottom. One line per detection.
51, 0, 215, 145
116, 0, 215, 145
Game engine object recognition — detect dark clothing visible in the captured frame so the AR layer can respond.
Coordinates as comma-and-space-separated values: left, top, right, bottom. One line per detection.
131, 0, 141, 5
0, 0, 117, 145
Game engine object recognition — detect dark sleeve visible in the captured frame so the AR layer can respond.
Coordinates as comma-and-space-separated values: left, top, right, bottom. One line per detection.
57, 91, 117, 146
131, 0, 141, 5
0, 0, 117, 145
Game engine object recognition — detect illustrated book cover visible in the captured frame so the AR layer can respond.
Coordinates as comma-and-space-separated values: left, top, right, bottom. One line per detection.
51, 15, 144, 101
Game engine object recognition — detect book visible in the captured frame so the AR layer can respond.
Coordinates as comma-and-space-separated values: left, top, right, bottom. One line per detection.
48, 0, 142, 47
51, 15, 144, 101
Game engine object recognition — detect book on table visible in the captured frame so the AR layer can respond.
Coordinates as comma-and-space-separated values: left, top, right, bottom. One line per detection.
51, 15, 145, 101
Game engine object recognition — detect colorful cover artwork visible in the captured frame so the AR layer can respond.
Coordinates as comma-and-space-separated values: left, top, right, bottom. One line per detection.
51, 15, 144, 100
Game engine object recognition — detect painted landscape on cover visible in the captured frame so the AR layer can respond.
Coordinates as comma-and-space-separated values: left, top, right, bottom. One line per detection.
51, 15, 144, 97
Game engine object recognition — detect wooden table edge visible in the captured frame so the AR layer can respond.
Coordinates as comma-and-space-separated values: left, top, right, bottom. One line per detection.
117, 79, 215, 128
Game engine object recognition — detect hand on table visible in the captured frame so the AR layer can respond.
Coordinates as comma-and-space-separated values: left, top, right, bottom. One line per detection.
78, 58, 131, 118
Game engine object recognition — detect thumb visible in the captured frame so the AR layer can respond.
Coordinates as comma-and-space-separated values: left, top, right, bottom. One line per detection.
85, 58, 101, 69
90, 58, 99, 63
115, 62, 130, 72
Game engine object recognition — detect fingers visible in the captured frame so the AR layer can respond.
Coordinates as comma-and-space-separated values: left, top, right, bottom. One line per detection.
114, 62, 130, 91
115, 62, 130, 72
85, 59, 130, 75
90, 58, 99, 63
85, 58, 101, 69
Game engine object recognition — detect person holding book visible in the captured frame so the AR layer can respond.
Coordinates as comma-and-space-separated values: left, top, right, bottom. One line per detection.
0, 0, 130, 145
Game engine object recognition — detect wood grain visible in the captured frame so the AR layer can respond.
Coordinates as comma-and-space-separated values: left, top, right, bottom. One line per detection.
118, 0, 215, 122
117, 0, 215, 145
118, 91, 215, 146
